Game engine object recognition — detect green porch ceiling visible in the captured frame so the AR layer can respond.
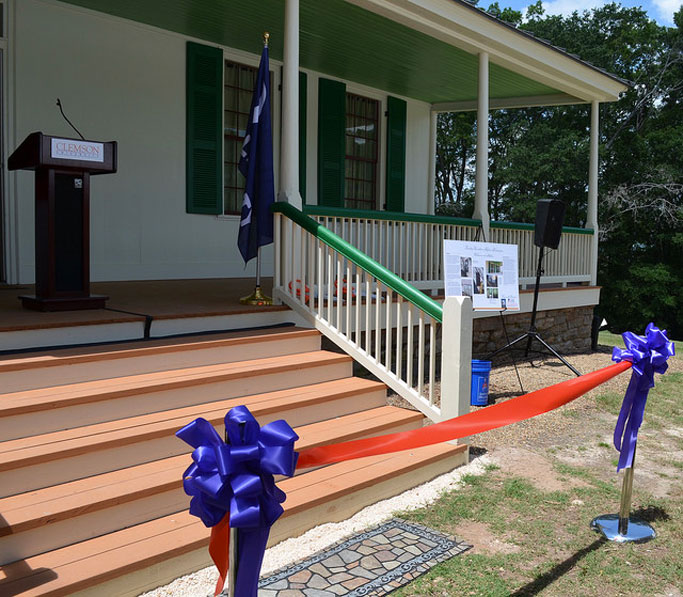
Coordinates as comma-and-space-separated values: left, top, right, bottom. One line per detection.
58, 0, 562, 104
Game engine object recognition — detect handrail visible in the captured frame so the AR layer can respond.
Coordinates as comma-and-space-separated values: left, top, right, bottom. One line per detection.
304, 205, 481, 228
272, 202, 443, 322
491, 220, 594, 235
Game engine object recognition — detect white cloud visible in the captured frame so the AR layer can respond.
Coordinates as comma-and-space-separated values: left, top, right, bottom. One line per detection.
651, 0, 681, 24
522, 0, 680, 25
535, 0, 602, 17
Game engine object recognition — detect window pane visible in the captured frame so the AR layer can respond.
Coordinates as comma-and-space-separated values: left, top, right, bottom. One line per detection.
223, 60, 258, 214
344, 93, 379, 210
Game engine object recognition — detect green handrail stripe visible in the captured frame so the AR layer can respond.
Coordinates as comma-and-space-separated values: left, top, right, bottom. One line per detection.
490, 220, 594, 235
272, 202, 444, 322
303, 205, 481, 228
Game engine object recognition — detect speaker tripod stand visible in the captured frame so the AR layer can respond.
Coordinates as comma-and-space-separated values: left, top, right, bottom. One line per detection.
487, 246, 581, 377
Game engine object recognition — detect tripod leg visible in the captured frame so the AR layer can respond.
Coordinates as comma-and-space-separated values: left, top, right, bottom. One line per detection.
535, 334, 581, 376
487, 332, 530, 360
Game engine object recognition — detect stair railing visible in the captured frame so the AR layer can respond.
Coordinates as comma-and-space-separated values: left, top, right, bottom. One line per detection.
273, 202, 472, 423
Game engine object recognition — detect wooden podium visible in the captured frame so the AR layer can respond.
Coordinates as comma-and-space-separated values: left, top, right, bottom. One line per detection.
8, 132, 117, 311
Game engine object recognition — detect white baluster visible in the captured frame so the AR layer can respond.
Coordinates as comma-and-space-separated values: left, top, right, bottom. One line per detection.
417, 310, 425, 396
406, 304, 414, 388
396, 296, 403, 380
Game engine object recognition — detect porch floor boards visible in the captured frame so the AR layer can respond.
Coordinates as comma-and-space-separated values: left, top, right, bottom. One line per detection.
0, 277, 281, 332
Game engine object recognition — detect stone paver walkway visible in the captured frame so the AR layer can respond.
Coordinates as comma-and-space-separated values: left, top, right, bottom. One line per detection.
256, 518, 470, 596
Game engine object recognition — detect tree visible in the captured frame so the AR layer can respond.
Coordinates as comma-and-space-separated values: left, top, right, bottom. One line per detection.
434, 3, 683, 336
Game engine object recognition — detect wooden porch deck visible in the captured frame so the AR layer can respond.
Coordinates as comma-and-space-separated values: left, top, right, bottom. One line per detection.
0, 278, 292, 352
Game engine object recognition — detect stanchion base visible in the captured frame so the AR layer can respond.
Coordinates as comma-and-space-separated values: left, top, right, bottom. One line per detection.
239, 286, 273, 306
590, 514, 656, 543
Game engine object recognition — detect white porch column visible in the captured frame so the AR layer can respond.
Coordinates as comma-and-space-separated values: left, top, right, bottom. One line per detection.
473, 52, 490, 239
428, 110, 438, 215
587, 100, 599, 285
278, 0, 302, 209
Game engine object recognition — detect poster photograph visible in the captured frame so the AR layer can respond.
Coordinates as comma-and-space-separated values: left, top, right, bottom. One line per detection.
443, 240, 520, 311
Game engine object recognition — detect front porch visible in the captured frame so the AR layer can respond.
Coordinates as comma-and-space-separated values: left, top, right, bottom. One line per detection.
0, 277, 290, 351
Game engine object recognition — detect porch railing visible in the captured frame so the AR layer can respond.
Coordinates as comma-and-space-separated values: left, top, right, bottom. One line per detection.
273, 202, 471, 423
489, 221, 593, 287
304, 206, 594, 290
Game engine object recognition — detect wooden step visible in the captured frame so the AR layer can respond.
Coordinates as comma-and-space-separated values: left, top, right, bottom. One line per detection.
0, 377, 387, 497
0, 327, 320, 393
0, 442, 468, 597
0, 350, 353, 440
0, 406, 423, 565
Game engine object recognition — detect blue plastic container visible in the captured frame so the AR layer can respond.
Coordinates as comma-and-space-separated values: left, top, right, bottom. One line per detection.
471, 360, 492, 406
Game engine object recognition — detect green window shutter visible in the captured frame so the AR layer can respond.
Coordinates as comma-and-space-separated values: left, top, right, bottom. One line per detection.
299, 71, 307, 203
186, 41, 222, 214
318, 77, 346, 207
385, 96, 407, 213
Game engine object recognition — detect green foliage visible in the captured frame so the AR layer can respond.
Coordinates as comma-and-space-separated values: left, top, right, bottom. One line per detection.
435, 2, 683, 336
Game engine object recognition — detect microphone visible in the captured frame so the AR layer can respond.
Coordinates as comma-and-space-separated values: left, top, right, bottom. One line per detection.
56, 98, 86, 140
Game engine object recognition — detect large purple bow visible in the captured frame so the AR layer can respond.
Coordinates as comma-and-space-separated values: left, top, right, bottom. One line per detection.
176, 406, 298, 596
611, 323, 674, 471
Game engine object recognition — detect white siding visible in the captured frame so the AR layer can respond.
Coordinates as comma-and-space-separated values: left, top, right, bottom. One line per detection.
8, 0, 432, 284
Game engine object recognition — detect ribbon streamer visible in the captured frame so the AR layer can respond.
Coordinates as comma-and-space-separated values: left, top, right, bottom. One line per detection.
176, 406, 299, 596
297, 359, 632, 469
611, 323, 674, 471
178, 350, 664, 592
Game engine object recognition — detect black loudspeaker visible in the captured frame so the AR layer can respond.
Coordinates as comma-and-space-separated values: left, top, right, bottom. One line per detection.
534, 199, 565, 249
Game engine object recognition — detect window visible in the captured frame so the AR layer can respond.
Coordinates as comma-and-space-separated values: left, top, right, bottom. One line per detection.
344, 93, 379, 210
223, 60, 258, 215
319, 78, 404, 212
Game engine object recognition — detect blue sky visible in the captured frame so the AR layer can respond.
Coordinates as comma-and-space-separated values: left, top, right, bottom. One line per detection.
494, 0, 681, 25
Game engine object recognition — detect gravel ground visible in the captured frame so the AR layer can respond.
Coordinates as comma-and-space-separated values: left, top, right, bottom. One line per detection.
141, 344, 681, 597
139, 454, 492, 597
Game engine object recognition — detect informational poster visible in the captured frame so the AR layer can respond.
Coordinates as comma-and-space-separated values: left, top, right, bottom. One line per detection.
443, 240, 520, 311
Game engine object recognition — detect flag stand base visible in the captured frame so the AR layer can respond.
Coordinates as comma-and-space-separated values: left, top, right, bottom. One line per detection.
240, 285, 273, 306
590, 514, 656, 543
590, 444, 655, 543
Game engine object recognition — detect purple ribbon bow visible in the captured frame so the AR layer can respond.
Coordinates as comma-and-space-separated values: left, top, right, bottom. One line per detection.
611, 323, 674, 471
176, 406, 299, 596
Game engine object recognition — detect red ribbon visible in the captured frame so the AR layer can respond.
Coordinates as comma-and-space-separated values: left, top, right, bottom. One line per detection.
209, 514, 230, 595
297, 360, 632, 469
208, 360, 631, 594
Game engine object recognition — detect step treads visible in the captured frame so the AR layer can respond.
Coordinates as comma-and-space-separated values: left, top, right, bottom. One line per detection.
0, 443, 465, 597
0, 377, 386, 472
0, 405, 421, 537
0, 327, 318, 372
0, 350, 351, 416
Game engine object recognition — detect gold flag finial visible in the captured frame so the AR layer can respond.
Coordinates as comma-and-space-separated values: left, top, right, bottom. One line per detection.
263, 32, 270, 47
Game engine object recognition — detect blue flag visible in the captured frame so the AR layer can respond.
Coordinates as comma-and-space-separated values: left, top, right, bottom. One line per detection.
238, 45, 275, 264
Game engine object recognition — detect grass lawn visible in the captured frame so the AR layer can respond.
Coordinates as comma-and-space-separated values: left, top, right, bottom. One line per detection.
393, 332, 681, 597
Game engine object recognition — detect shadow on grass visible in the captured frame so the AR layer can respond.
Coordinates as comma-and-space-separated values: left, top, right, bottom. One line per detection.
631, 504, 670, 523
508, 538, 606, 597
509, 505, 670, 596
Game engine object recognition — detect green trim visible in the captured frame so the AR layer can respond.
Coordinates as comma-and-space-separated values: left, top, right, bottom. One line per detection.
299, 71, 307, 202
304, 205, 481, 228
490, 220, 594, 235
186, 41, 223, 215
273, 202, 443, 322
317, 78, 346, 207
385, 96, 406, 212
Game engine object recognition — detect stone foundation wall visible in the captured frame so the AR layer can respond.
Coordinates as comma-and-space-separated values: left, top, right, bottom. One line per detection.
473, 306, 594, 358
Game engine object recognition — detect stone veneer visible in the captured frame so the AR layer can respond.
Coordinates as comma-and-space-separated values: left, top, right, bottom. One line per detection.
473, 305, 594, 358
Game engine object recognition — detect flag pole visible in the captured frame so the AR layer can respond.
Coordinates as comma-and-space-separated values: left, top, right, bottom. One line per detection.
239, 31, 273, 306
240, 247, 272, 305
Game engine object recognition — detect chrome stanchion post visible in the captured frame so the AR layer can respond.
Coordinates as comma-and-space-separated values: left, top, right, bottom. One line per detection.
227, 527, 238, 597
590, 444, 656, 543
618, 457, 636, 536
